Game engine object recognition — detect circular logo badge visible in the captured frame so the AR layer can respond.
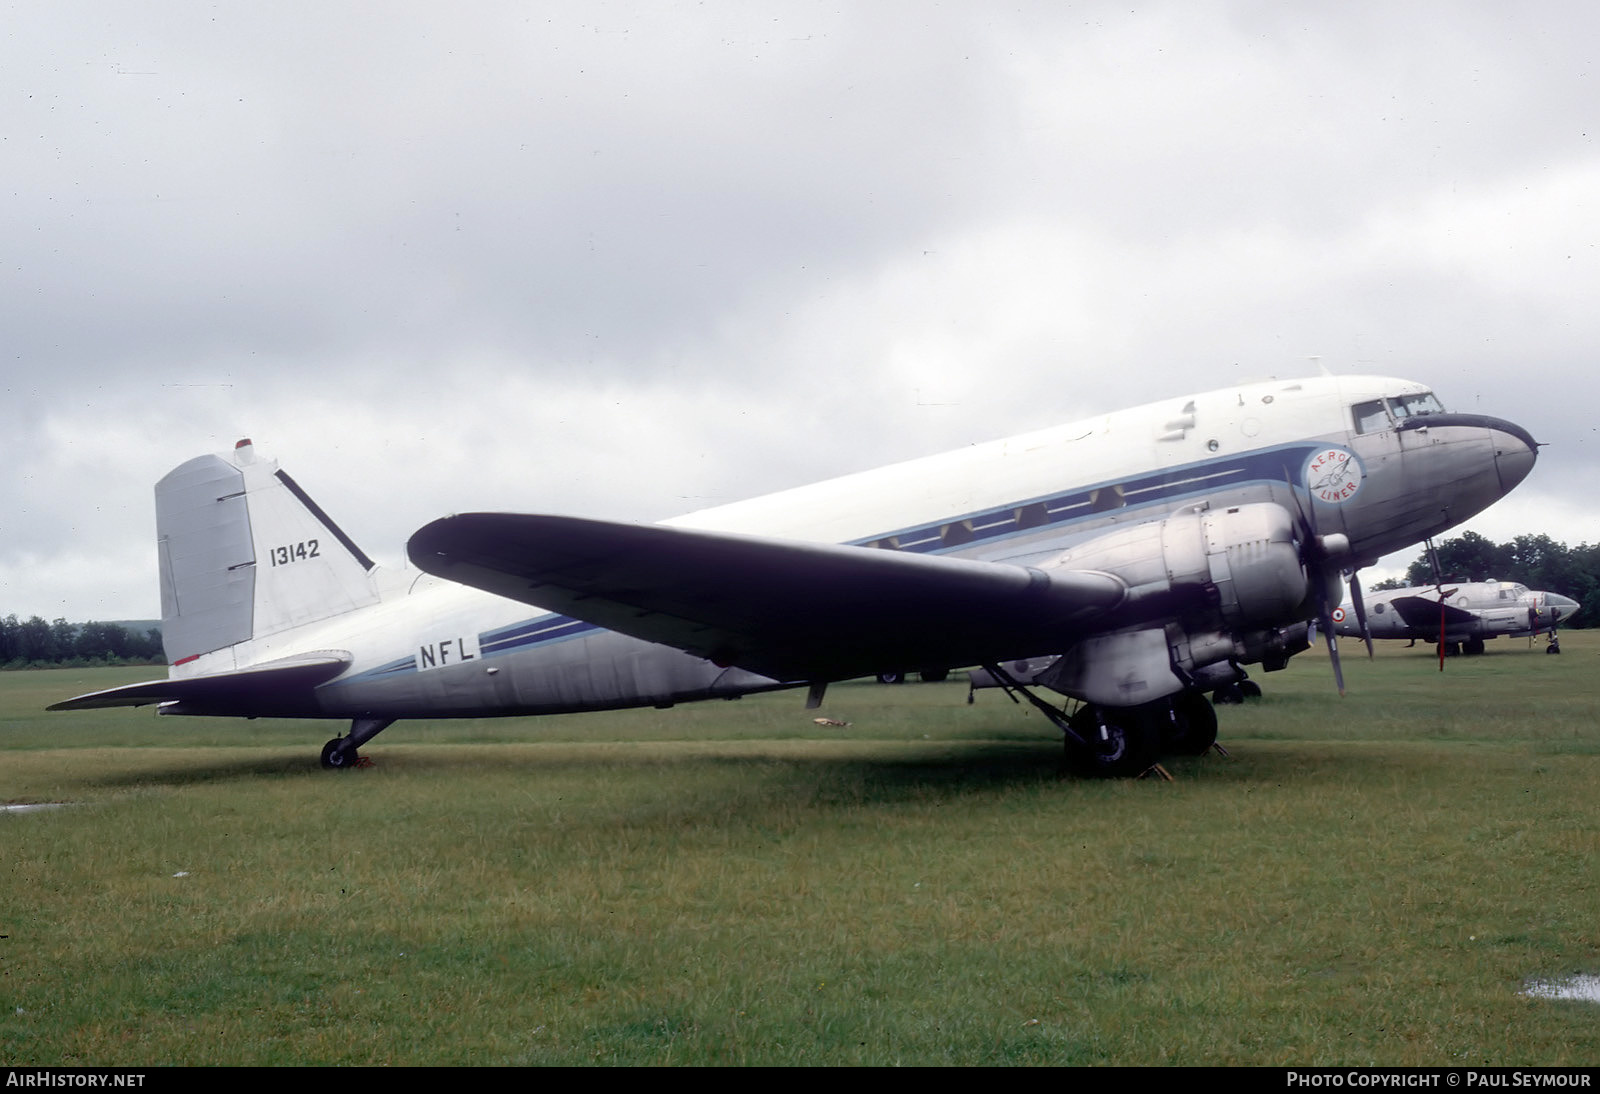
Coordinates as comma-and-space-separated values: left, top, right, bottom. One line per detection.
1305, 447, 1363, 504
1331, 607, 1346, 623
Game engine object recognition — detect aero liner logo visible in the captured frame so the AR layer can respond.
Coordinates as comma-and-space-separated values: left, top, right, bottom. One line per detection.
1305, 447, 1363, 504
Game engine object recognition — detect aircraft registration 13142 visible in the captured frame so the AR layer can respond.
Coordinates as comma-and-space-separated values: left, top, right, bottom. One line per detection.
52, 374, 1539, 777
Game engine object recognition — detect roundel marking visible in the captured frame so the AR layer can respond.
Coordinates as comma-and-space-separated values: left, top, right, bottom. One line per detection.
1305, 446, 1363, 504
1331, 607, 1346, 623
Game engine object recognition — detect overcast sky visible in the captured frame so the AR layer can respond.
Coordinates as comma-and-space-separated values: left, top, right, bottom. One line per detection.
4, 1, 1597, 622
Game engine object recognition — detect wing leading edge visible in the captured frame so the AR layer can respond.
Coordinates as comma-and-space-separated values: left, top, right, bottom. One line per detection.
407, 513, 1127, 682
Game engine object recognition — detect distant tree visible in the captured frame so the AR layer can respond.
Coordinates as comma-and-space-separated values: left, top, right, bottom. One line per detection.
17, 616, 54, 662
1402, 530, 1512, 586
50, 618, 75, 660
75, 622, 128, 662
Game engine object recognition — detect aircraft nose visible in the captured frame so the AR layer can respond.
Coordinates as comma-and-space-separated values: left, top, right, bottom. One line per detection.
1486, 416, 1539, 494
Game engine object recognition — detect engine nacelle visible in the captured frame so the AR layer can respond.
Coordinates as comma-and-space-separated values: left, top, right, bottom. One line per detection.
1041, 502, 1309, 630
1029, 504, 1315, 706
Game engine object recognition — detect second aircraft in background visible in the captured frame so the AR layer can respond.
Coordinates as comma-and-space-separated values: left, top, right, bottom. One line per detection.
1334, 580, 1579, 655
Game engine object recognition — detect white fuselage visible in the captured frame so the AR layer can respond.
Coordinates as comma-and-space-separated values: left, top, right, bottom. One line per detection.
171, 373, 1537, 718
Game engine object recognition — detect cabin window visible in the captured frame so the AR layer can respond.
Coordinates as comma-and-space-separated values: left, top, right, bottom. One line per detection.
1352, 400, 1390, 434
1089, 485, 1126, 513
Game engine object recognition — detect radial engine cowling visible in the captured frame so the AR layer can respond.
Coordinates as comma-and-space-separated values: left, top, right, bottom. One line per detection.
1042, 502, 1309, 630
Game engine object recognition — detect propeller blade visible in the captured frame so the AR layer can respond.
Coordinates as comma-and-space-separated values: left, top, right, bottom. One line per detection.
1320, 604, 1346, 696
1282, 465, 1348, 695
1349, 570, 1374, 658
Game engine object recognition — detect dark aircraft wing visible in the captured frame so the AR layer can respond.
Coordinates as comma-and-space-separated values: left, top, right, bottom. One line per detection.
49, 652, 350, 717
408, 513, 1127, 682
1389, 596, 1478, 630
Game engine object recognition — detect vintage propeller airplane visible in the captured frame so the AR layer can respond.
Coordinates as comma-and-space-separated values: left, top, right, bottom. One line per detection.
1333, 580, 1578, 655
51, 374, 1538, 776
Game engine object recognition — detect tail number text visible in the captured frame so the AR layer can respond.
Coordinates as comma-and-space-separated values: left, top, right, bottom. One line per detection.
269, 540, 321, 567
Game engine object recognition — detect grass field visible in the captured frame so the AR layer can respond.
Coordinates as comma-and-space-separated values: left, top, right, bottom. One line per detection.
3, 634, 1597, 1066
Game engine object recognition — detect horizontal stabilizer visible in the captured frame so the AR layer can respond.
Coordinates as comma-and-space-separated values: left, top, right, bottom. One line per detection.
407, 513, 1126, 682
1390, 596, 1478, 629
48, 652, 350, 717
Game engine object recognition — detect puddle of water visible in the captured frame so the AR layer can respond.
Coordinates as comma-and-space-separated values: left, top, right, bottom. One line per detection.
1525, 975, 1600, 1003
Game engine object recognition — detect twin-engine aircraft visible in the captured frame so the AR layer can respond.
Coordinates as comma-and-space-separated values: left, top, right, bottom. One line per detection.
52, 374, 1539, 776
1334, 580, 1578, 654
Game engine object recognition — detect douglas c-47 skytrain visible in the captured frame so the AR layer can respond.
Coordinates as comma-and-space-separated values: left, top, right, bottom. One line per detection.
53, 374, 1539, 777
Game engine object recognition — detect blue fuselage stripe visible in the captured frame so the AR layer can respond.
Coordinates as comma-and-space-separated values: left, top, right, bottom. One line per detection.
355, 443, 1321, 679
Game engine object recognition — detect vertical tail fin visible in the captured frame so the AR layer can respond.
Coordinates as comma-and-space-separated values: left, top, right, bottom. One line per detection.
157, 439, 379, 665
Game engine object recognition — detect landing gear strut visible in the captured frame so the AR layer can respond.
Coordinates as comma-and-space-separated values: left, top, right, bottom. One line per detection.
980, 662, 1195, 778
320, 717, 395, 770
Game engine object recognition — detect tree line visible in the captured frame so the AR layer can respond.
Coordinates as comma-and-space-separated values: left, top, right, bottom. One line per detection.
1376, 531, 1596, 626
0, 615, 165, 668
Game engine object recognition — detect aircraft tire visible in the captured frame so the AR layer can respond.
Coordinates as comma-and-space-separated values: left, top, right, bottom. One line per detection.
876, 672, 906, 685
919, 668, 950, 683
1164, 692, 1219, 756
320, 738, 354, 770
1065, 704, 1161, 778
1212, 683, 1245, 705
1238, 680, 1262, 700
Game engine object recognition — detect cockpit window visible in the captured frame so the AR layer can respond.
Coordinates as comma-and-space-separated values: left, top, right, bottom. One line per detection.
1388, 391, 1444, 420
1352, 400, 1390, 434
1352, 391, 1446, 434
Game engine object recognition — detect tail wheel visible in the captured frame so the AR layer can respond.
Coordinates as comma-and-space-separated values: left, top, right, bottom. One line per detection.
320, 738, 354, 770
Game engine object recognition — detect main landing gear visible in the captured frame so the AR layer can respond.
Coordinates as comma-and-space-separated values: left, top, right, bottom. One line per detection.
1211, 670, 1263, 705
980, 663, 1221, 778
320, 717, 395, 770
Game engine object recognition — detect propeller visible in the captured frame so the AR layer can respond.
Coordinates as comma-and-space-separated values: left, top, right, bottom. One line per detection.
1283, 469, 1353, 695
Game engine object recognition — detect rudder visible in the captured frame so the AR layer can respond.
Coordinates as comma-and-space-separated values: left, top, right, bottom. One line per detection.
157, 439, 379, 665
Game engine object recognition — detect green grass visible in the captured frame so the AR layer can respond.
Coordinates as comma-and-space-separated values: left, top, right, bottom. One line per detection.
3, 636, 1598, 1065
